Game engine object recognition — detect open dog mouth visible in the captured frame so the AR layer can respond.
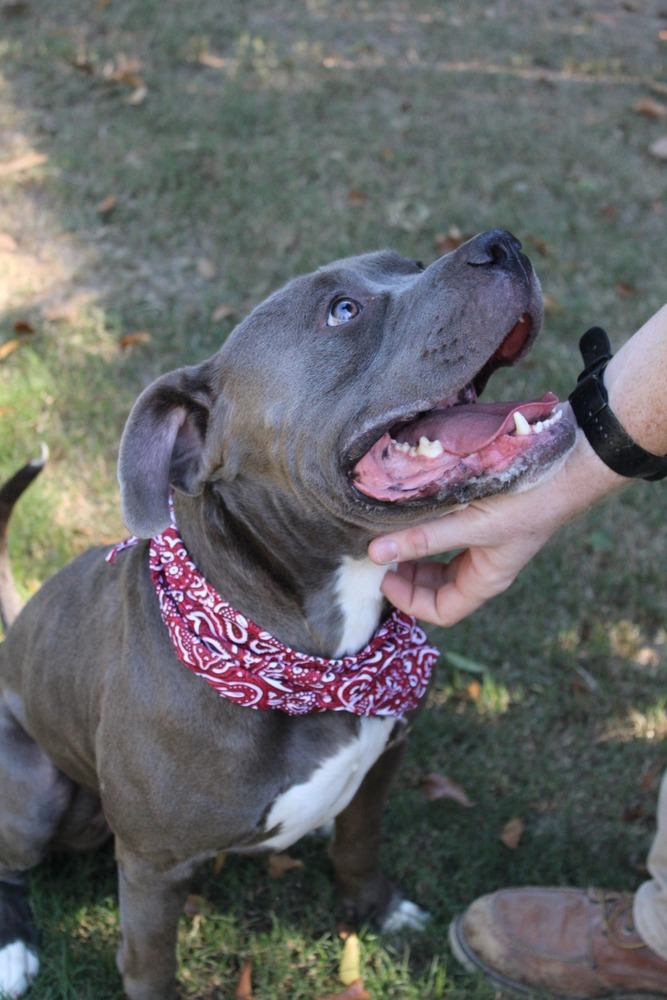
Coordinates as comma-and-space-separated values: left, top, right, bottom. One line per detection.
350, 314, 574, 503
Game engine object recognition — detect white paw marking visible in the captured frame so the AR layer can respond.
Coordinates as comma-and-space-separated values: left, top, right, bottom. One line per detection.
0, 941, 39, 997
381, 899, 431, 934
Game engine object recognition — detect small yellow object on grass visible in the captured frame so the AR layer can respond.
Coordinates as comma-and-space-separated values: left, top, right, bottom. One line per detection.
339, 933, 361, 986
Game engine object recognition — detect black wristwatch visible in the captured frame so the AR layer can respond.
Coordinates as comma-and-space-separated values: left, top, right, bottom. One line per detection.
568, 326, 667, 481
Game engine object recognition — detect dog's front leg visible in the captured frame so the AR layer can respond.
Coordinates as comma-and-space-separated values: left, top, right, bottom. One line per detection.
330, 739, 429, 933
329, 740, 405, 927
115, 839, 196, 1000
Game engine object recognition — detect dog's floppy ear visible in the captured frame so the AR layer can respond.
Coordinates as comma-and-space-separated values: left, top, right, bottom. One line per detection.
118, 362, 214, 537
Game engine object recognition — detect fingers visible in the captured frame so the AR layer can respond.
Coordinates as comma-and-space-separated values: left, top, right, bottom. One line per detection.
369, 511, 471, 566
380, 554, 490, 627
381, 569, 485, 627
380, 549, 519, 627
392, 558, 456, 589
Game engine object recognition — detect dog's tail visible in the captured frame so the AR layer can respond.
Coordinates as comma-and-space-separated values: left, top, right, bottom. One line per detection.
0, 445, 48, 633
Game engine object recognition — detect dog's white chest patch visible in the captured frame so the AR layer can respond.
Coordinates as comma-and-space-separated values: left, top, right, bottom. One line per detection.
260, 716, 395, 852
333, 555, 390, 657
255, 556, 396, 851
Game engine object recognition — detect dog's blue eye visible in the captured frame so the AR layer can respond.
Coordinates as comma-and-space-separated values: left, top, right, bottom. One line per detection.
327, 298, 362, 326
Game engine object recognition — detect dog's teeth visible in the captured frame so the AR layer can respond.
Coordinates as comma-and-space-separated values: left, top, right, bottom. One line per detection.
513, 411, 532, 436
416, 436, 444, 458
391, 437, 443, 458
512, 407, 563, 438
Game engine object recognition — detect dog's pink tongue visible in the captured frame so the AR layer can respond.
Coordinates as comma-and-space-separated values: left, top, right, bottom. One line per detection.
408, 394, 558, 455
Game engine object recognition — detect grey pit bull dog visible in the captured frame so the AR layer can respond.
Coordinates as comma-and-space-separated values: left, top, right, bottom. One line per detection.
0, 229, 576, 999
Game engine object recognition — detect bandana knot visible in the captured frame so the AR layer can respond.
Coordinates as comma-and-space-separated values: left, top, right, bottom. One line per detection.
107, 511, 438, 717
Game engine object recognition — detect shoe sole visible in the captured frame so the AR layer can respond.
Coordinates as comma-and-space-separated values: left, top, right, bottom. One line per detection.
448, 914, 667, 1000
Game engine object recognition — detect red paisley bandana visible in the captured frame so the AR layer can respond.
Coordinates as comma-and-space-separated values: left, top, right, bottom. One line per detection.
107, 511, 438, 717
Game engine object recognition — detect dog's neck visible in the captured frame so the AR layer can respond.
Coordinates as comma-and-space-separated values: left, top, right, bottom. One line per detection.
330, 555, 389, 656
173, 490, 388, 659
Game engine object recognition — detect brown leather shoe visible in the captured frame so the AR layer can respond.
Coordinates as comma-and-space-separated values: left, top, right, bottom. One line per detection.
448, 887, 667, 998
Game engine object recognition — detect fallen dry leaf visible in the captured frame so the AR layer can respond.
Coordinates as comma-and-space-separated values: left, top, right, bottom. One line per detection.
211, 303, 236, 322
126, 84, 148, 106
419, 772, 476, 808
649, 136, 667, 161
318, 981, 371, 1000
267, 852, 303, 878
0, 152, 48, 177
634, 97, 667, 119
466, 679, 481, 702
615, 280, 637, 296
634, 645, 659, 668
97, 195, 117, 215
347, 188, 367, 206
103, 53, 143, 85
13, 319, 35, 335
119, 331, 152, 350
197, 257, 217, 280
199, 50, 227, 70
0, 339, 27, 362
499, 816, 524, 850
235, 958, 253, 1000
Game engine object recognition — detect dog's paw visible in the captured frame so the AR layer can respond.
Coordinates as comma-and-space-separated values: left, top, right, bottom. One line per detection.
0, 941, 39, 998
379, 898, 431, 934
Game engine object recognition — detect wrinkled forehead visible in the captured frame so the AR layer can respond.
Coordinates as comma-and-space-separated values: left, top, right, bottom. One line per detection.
317, 249, 424, 286
270, 249, 423, 302
222, 250, 423, 357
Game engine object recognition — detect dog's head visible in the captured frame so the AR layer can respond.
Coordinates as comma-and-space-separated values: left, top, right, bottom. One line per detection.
119, 230, 576, 542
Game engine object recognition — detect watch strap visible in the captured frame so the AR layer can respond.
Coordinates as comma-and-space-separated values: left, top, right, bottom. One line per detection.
568, 326, 667, 481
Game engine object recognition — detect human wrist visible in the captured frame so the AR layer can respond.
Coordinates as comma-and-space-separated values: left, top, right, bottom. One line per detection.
562, 419, 628, 509
568, 325, 667, 481
605, 354, 667, 458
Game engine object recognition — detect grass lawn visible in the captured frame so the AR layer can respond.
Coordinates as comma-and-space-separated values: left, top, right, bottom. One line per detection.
1, 1, 666, 997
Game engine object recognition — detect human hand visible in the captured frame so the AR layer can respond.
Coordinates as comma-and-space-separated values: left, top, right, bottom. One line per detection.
368, 495, 556, 627
368, 423, 626, 627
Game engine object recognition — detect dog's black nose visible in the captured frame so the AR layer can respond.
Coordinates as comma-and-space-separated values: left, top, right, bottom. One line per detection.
465, 229, 523, 268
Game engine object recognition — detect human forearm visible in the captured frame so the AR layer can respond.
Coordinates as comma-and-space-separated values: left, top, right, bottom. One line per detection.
604, 303, 667, 457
